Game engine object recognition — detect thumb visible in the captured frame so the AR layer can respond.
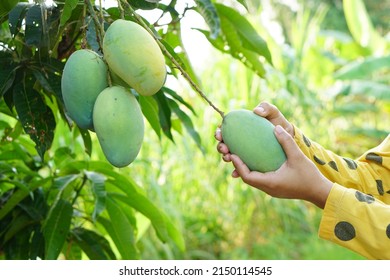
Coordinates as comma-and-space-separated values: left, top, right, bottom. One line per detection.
274, 125, 301, 160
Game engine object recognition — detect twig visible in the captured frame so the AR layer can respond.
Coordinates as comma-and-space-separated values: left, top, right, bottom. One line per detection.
118, 0, 225, 119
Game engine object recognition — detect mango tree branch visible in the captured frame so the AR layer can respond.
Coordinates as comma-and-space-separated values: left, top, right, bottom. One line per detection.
118, 0, 225, 119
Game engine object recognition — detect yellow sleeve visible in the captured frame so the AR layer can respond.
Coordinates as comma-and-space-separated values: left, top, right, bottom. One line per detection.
293, 127, 390, 259
319, 183, 390, 259
293, 126, 390, 203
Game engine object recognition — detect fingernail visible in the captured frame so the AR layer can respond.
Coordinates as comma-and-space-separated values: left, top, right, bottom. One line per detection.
255, 106, 265, 114
275, 125, 284, 134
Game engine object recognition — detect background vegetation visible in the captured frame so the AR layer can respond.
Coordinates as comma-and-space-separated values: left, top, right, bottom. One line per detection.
0, 0, 389, 260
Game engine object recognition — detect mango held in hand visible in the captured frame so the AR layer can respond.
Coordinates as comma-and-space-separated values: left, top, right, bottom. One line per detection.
61, 49, 108, 130
221, 109, 286, 172
93, 86, 144, 168
103, 19, 166, 96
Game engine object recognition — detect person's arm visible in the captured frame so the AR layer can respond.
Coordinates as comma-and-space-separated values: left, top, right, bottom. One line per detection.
319, 182, 390, 259
294, 128, 390, 203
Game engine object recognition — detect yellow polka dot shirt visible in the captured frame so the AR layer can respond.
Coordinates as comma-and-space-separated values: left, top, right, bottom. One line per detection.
294, 127, 390, 259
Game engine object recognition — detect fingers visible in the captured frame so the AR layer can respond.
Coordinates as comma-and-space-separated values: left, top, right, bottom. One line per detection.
253, 101, 280, 120
214, 127, 222, 141
274, 125, 301, 161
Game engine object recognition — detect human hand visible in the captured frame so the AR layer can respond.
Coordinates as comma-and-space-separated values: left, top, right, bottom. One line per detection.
227, 125, 332, 209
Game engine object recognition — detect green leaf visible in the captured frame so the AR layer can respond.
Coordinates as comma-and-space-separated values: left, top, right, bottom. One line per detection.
219, 14, 266, 77
334, 56, 390, 80
72, 227, 116, 260
236, 0, 248, 10
100, 196, 138, 259
13, 73, 56, 159
43, 199, 73, 260
0, 0, 21, 18
78, 127, 92, 156
60, 0, 79, 26
163, 86, 196, 115
108, 191, 169, 243
154, 90, 174, 142
128, 0, 159, 10
215, 3, 272, 65
84, 171, 106, 221
195, 0, 220, 39
3, 213, 32, 244
343, 0, 387, 53
25, 4, 43, 47
0, 51, 16, 100
8, 2, 31, 37
139, 95, 161, 139
0, 178, 51, 220
167, 98, 204, 153
53, 174, 79, 200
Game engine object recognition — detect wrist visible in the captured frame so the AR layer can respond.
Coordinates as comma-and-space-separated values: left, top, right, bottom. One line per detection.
309, 177, 333, 209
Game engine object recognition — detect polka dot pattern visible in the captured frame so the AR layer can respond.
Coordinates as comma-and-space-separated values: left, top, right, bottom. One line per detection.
334, 221, 356, 241
366, 152, 383, 165
343, 157, 358, 170
314, 155, 326, 165
355, 191, 375, 204
328, 161, 339, 172
376, 180, 384, 195
303, 134, 311, 147
386, 225, 390, 239
334, 190, 390, 243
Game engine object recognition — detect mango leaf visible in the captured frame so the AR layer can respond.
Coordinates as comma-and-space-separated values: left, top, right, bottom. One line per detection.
215, 3, 272, 65
13, 73, 56, 159
167, 98, 204, 153
163, 86, 196, 115
25, 4, 43, 47
334, 56, 390, 80
106, 178, 169, 243
195, 0, 220, 39
78, 127, 92, 156
29, 226, 45, 260
60, 0, 78, 27
72, 227, 116, 260
138, 95, 161, 139
100, 196, 138, 259
8, 2, 31, 37
0, 178, 51, 220
85, 171, 106, 221
128, 0, 159, 10
0, 0, 21, 18
0, 53, 16, 99
154, 90, 174, 142
343, 0, 387, 53
53, 174, 79, 200
236, 0, 248, 10
219, 14, 266, 77
43, 199, 73, 260
2, 212, 32, 244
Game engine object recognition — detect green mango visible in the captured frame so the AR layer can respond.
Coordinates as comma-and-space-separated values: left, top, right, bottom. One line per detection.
221, 109, 286, 172
93, 86, 144, 168
61, 49, 108, 130
103, 19, 166, 96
